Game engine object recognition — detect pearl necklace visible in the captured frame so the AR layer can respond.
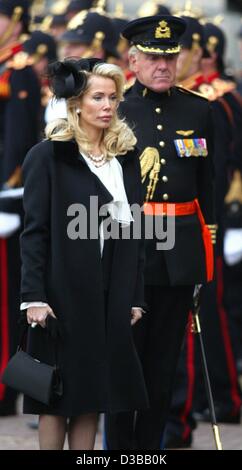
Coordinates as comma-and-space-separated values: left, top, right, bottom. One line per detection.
88, 152, 107, 168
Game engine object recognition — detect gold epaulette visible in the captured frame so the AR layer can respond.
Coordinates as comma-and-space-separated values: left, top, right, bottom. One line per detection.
175, 85, 208, 100
212, 77, 236, 98
177, 72, 201, 90
6, 51, 31, 70
197, 83, 218, 101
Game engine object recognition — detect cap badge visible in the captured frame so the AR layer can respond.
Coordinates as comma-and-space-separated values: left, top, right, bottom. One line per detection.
155, 21, 171, 39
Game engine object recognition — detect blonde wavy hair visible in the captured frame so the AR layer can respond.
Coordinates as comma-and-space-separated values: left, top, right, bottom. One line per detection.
45, 63, 136, 159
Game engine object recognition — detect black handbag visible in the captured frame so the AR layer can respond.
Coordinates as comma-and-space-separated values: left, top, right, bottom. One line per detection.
1, 321, 63, 405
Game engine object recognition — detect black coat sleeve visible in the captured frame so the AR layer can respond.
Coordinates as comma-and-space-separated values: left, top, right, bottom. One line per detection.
20, 142, 51, 303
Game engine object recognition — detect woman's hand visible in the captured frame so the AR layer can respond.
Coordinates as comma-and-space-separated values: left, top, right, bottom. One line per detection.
27, 305, 56, 328
131, 307, 143, 326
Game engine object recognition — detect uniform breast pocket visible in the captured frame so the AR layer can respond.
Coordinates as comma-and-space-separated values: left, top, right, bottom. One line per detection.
174, 138, 208, 158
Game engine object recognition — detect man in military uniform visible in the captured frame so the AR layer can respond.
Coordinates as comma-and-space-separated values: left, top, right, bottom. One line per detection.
58, 7, 119, 60
0, 0, 41, 415
104, 14, 215, 450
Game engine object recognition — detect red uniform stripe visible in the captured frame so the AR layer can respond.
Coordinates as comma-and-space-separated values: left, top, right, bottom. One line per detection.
216, 256, 242, 413
180, 312, 195, 440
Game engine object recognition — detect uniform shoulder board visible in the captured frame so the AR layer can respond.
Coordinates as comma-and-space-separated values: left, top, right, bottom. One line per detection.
175, 85, 209, 101
6, 51, 31, 70
212, 77, 236, 97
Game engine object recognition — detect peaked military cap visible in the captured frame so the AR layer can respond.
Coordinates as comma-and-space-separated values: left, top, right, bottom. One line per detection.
122, 15, 186, 55
203, 22, 225, 58
61, 11, 119, 58
179, 16, 204, 49
203, 22, 226, 72
0, 0, 30, 27
23, 31, 57, 62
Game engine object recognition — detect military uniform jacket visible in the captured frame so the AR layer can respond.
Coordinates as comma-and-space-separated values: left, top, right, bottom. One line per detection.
0, 43, 41, 190
119, 80, 215, 286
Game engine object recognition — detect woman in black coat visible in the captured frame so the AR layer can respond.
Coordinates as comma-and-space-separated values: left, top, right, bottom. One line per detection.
20, 58, 148, 449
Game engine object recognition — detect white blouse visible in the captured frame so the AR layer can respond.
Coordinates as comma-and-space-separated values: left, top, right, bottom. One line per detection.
82, 153, 133, 227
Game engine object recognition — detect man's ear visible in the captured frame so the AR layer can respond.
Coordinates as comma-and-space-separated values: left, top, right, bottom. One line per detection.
129, 54, 137, 72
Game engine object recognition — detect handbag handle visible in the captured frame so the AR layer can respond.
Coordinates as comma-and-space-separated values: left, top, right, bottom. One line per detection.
17, 317, 59, 369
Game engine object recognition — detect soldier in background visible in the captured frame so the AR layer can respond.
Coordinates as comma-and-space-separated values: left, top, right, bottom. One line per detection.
22, 30, 57, 134
58, 7, 119, 60
164, 14, 242, 448
0, 0, 41, 416
110, 3, 131, 82
201, 21, 242, 381
23, 30, 57, 83
48, 0, 68, 40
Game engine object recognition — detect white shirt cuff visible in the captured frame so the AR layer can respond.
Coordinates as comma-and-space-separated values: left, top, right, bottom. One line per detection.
20, 301, 48, 310
132, 307, 146, 313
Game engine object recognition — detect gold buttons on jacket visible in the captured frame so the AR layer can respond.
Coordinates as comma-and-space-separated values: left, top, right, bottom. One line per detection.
157, 124, 163, 130
162, 176, 168, 183
155, 107, 161, 113
162, 193, 169, 201
159, 141, 165, 147
160, 158, 166, 165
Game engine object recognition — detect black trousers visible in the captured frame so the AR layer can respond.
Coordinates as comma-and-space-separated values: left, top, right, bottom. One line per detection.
166, 257, 242, 442
105, 284, 194, 450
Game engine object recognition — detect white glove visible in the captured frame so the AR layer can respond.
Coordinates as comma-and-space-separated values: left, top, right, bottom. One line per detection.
224, 228, 242, 265
0, 212, 21, 238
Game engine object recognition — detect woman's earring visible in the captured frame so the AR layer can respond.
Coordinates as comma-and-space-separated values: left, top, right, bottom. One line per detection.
76, 108, 81, 114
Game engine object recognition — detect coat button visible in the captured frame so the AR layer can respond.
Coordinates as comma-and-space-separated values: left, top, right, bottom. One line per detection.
159, 141, 165, 147
160, 158, 166, 165
157, 124, 163, 130
155, 107, 161, 113
162, 193, 169, 201
162, 176, 168, 182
